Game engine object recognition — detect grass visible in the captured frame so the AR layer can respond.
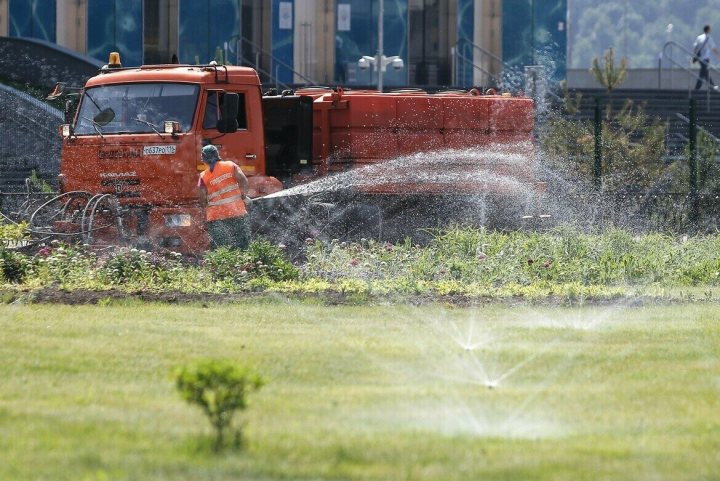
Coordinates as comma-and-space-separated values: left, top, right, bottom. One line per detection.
1, 299, 719, 479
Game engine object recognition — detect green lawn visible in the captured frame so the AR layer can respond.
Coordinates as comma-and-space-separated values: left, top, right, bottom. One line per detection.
1, 300, 719, 480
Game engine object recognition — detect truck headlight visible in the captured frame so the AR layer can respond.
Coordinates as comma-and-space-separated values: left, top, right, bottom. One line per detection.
164, 214, 192, 227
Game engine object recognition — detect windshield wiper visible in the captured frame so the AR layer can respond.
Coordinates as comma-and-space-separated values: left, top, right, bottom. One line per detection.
132, 118, 165, 139
82, 116, 105, 140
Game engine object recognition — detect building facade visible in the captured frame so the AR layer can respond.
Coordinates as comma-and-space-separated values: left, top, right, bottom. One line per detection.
0, 0, 567, 88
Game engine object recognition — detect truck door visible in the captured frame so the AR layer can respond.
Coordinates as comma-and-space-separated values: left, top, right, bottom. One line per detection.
200, 89, 265, 178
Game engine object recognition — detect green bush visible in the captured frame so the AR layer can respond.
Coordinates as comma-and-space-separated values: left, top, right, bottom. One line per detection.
203, 239, 299, 284
175, 359, 264, 450
0, 248, 30, 283
0, 220, 28, 245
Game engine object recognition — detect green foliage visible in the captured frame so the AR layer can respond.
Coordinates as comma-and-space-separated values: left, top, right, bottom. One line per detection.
0, 248, 30, 283
104, 248, 159, 284
28, 170, 54, 193
591, 47, 628, 92
558, 80, 582, 116
8, 227, 720, 299
0, 220, 29, 245
33, 242, 97, 288
174, 359, 263, 450
203, 239, 299, 284
303, 226, 720, 294
590, 47, 628, 119
689, 128, 720, 193
540, 100, 668, 195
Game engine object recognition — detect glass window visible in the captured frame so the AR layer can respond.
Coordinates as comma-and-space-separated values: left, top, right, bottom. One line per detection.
202, 91, 248, 130
9, 0, 56, 41
179, 0, 240, 64
87, 0, 143, 67
74, 83, 200, 135
335, 0, 408, 86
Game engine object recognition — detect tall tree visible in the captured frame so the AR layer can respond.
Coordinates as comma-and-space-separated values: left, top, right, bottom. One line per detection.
591, 47, 628, 118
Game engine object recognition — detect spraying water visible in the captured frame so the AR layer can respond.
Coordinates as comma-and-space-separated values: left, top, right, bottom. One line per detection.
250, 142, 549, 250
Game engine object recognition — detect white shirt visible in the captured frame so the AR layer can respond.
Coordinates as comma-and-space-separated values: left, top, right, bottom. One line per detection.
694, 33, 716, 60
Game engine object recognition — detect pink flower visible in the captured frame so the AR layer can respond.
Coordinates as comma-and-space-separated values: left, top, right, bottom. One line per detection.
305, 237, 313, 243
350, 259, 359, 266
385, 243, 393, 252
543, 261, 552, 268
439, 269, 446, 274
311, 230, 319, 237
278, 243, 286, 249
477, 253, 486, 260
527, 258, 534, 265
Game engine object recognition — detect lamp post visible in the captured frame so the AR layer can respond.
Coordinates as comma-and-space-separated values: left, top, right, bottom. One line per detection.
357, 0, 404, 91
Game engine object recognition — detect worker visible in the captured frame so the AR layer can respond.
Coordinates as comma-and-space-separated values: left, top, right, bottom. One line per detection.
197, 144, 251, 249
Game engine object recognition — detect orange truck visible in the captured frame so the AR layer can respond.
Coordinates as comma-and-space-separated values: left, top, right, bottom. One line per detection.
47, 53, 540, 253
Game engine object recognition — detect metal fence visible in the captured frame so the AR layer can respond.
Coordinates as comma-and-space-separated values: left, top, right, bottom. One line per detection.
0, 84, 62, 194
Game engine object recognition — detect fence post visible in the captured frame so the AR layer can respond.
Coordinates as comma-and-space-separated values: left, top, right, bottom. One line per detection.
689, 98, 699, 228
593, 97, 602, 188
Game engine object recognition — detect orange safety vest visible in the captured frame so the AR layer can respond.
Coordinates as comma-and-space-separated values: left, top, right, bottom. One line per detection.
200, 160, 247, 221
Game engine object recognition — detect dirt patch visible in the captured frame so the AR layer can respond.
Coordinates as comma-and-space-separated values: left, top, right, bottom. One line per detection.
0, 287, 673, 308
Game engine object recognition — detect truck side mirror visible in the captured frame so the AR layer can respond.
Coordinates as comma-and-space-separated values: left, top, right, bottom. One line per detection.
217, 93, 239, 133
64, 99, 75, 124
46, 82, 67, 100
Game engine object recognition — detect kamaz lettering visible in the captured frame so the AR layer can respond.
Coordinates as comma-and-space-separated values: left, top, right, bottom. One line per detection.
99, 171, 137, 178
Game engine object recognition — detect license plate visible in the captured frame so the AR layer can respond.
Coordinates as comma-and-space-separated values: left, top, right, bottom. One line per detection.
143, 145, 176, 155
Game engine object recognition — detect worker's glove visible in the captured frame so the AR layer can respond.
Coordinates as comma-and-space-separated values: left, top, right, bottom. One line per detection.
243, 196, 253, 208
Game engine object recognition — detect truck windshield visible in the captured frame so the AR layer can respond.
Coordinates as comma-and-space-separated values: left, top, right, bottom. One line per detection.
74, 83, 199, 135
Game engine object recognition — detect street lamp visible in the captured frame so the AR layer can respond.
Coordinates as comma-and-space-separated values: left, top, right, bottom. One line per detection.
358, 55, 405, 91
357, 0, 404, 91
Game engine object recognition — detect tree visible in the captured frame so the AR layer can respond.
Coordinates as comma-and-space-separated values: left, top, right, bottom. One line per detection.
591, 47, 628, 119
175, 359, 264, 450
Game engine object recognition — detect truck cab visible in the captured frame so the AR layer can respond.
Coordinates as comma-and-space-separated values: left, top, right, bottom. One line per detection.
56, 56, 295, 252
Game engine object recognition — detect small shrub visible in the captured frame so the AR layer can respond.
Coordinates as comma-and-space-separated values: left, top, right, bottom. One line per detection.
103, 248, 155, 283
0, 220, 29, 245
203, 239, 299, 284
247, 237, 300, 281
175, 359, 264, 451
0, 248, 30, 283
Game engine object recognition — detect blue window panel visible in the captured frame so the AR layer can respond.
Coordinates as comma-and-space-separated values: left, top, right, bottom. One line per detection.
179, 0, 240, 65
336, 0, 407, 87
271, 0, 294, 85
502, 0, 566, 84
457, 0, 474, 86
87, 0, 142, 67
535, 0, 566, 82
502, 0, 533, 68
179, 1, 209, 64
116, 0, 143, 66
9, 0, 56, 41
8, 0, 32, 37
211, 0, 240, 63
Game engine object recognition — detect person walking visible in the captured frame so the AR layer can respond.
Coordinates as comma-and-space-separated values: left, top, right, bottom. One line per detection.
693, 25, 720, 90
197, 144, 252, 249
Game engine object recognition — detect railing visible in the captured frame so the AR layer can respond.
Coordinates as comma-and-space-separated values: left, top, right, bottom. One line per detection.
661, 41, 720, 110
225, 35, 317, 91
676, 112, 720, 144
0, 83, 63, 120
452, 39, 523, 90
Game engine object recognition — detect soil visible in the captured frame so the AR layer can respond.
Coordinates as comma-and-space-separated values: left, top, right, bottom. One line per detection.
0, 287, 665, 308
